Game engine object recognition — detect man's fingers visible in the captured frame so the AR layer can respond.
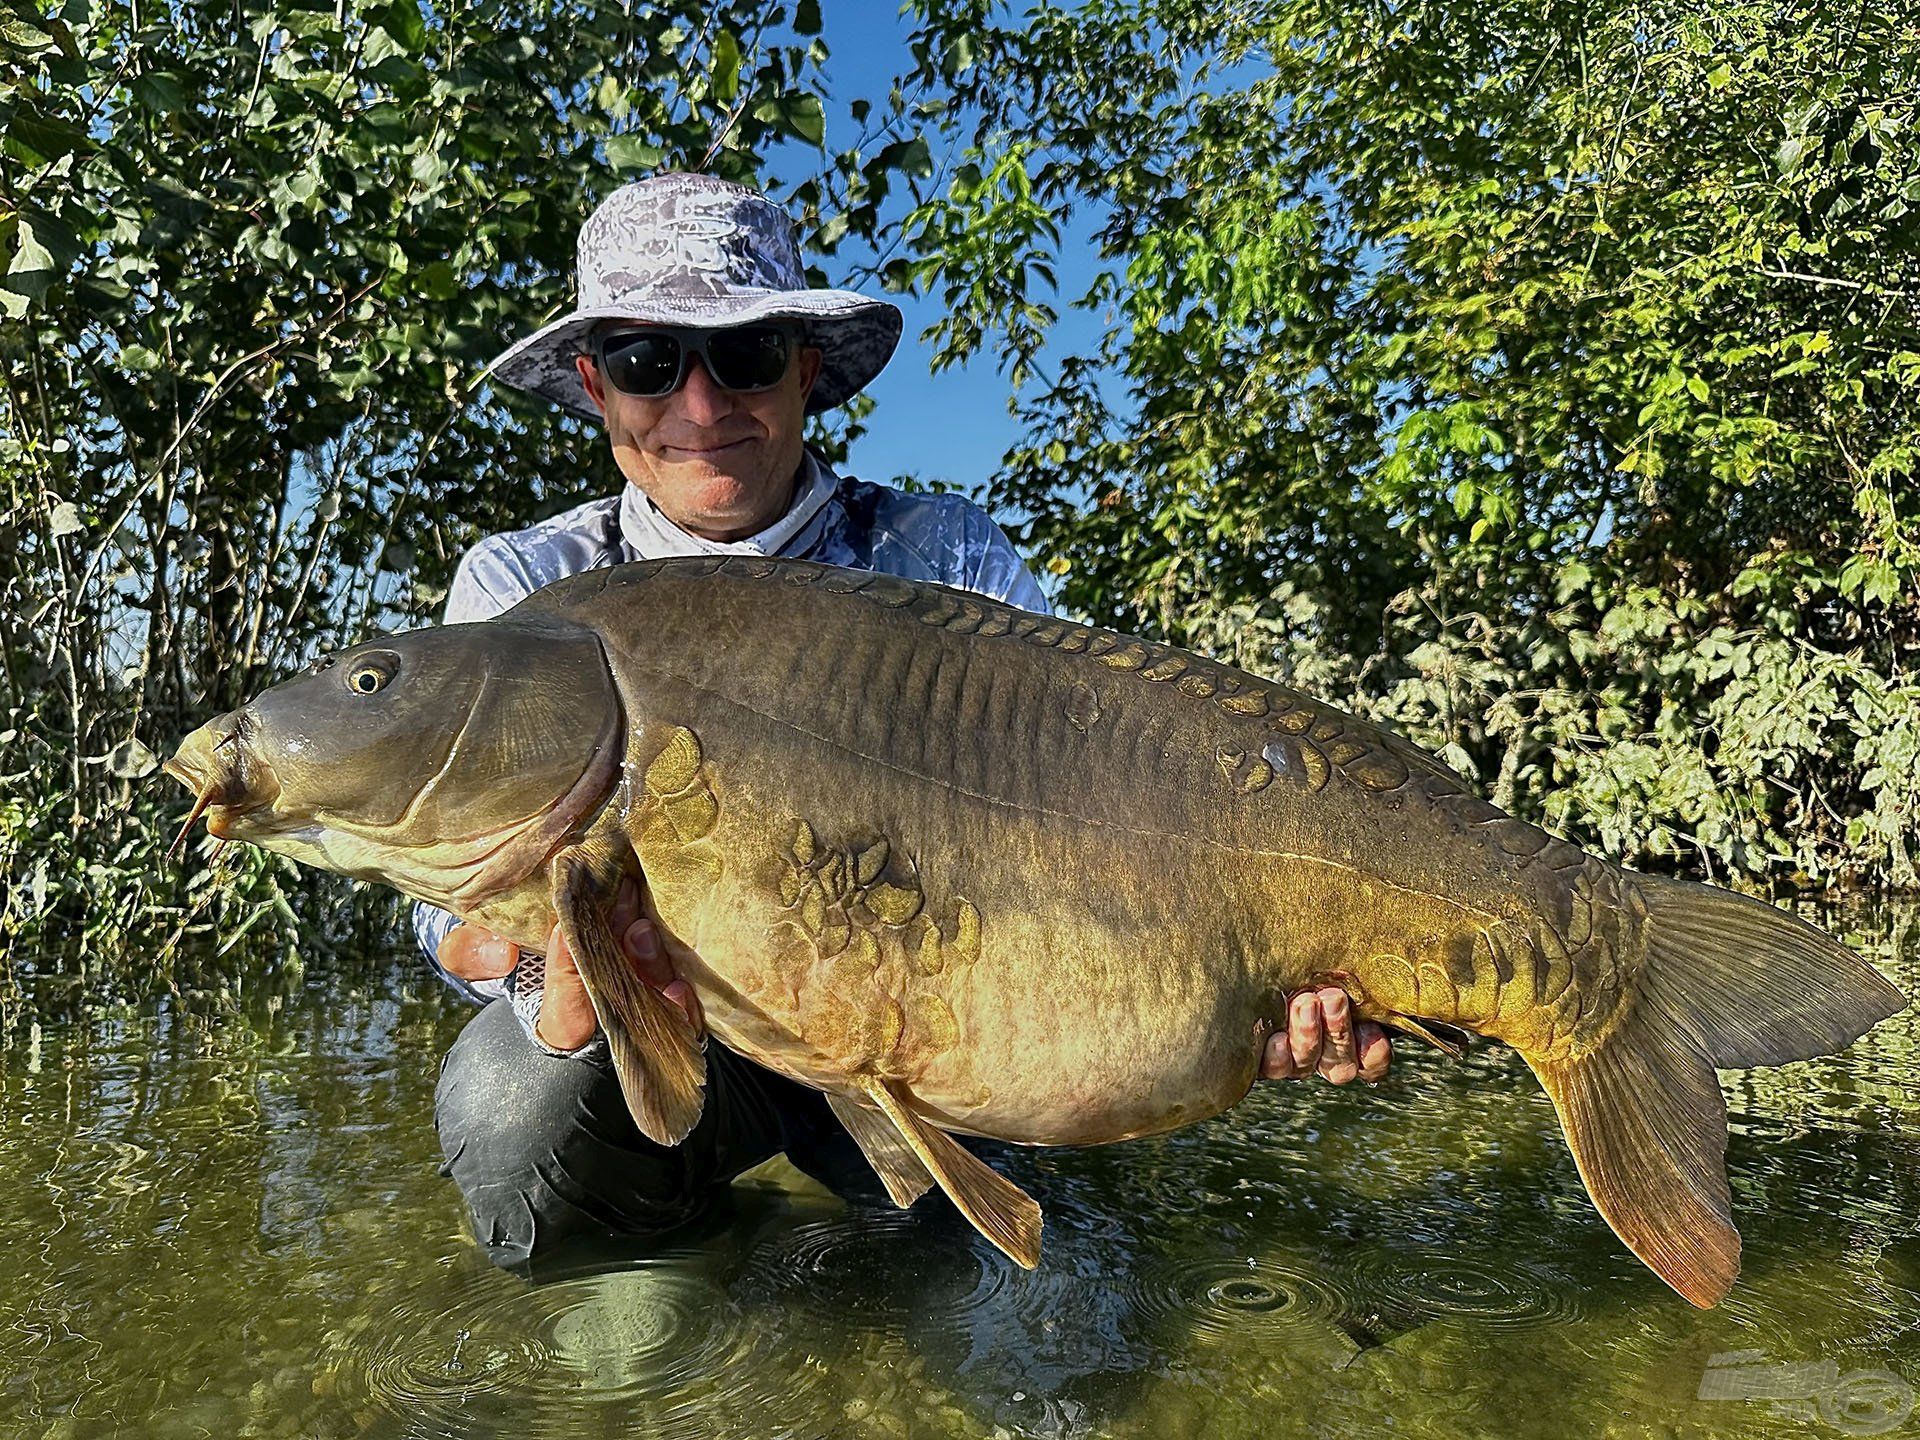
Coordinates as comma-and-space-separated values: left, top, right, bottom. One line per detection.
535, 925, 600, 1052
617, 915, 705, 1035
659, 978, 705, 1033
1316, 986, 1360, 1084
1259, 1028, 1297, 1080
609, 875, 643, 937
1259, 990, 1390, 1086
1357, 1021, 1392, 1082
624, 916, 672, 986
492, 890, 705, 1050
1287, 989, 1323, 1076
438, 924, 517, 982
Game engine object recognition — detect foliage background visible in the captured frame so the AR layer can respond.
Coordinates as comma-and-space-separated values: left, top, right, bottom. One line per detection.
3, 0, 1917, 1008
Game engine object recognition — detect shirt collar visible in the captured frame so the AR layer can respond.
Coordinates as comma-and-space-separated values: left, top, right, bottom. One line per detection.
617, 451, 839, 560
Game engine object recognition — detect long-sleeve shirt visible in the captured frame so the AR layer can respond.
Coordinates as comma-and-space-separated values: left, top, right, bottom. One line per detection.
414, 450, 1050, 1053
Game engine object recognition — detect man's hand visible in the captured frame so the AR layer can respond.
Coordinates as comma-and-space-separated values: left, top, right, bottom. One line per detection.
1260, 987, 1391, 1085
436, 877, 704, 1052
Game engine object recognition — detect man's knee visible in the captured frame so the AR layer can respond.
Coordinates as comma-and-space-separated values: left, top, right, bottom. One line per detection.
434, 1001, 713, 1269
435, 998, 624, 1154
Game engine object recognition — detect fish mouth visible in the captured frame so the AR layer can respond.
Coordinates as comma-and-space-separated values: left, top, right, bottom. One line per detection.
163, 710, 280, 855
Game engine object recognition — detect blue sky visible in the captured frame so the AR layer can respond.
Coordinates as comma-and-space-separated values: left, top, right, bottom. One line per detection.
803, 10, 1107, 500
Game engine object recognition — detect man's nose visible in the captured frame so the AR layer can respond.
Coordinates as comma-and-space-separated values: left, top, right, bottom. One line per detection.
675, 355, 734, 425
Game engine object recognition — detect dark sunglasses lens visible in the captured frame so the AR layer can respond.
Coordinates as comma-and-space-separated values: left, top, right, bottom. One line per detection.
705, 327, 792, 391
602, 333, 682, 396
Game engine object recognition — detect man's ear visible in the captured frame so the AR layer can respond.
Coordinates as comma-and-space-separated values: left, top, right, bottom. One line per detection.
575, 354, 610, 418
797, 346, 823, 403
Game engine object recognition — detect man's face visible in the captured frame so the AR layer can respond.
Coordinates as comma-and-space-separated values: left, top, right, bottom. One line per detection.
575, 324, 823, 542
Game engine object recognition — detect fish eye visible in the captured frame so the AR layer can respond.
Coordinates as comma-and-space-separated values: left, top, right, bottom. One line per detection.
345, 653, 398, 696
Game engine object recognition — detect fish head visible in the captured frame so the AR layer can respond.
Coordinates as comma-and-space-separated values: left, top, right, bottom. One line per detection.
164, 617, 625, 907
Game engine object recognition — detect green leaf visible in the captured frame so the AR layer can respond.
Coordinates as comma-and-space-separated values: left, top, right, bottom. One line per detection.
712, 29, 741, 103
415, 260, 459, 300
1776, 135, 1814, 175
130, 70, 188, 113
0, 9, 53, 50
777, 92, 825, 146
361, 25, 404, 66
408, 150, 448, 189
794, 0, 822, 35
379, 0, 427, 53
3, 110, 92, 168
105, 738, 159, 780
606, 134, 665, 172
3, 214, 58, 305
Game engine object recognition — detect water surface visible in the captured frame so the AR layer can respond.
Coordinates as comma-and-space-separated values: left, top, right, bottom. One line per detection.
5, 902, 1916, 1438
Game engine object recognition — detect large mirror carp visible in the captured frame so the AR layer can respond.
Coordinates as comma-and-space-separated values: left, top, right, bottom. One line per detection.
165, 557, 1905, 1307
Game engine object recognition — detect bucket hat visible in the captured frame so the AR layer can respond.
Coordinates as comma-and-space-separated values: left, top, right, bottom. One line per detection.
488, 172, 903, 417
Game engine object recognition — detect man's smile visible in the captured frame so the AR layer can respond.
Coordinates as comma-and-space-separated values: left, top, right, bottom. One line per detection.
661, 436, 755, 459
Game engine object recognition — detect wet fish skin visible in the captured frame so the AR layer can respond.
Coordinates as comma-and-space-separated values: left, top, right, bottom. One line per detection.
165, 556, 1907, 1307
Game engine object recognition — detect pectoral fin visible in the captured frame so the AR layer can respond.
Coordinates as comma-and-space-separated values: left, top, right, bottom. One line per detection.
861, 1080, 1043, 1269
826, 1093, 936, 1208
551, 848, 706, 1146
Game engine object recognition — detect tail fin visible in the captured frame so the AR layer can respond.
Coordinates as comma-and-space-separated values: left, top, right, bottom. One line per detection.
1633, 877, 1906, 1068
1526, 875, 1905, 1308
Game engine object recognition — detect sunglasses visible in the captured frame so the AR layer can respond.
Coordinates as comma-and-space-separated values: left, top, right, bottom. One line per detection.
590, 324, 798, 399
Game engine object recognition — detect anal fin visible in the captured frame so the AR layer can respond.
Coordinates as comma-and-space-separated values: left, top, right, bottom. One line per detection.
861, 1080, 1043, 1269
826, 1093, 935, 1208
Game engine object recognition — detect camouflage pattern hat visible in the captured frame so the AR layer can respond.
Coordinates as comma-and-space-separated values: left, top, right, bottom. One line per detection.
489, 173, 903, 417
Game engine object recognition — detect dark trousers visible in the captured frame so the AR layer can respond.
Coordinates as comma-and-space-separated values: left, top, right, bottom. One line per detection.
434, 1000, 889, 1268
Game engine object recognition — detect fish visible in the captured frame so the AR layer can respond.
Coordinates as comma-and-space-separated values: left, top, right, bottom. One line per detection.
163, 556, 1906, 1306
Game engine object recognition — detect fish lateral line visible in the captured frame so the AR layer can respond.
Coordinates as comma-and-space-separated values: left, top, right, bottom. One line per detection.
633, 660, 1501, 928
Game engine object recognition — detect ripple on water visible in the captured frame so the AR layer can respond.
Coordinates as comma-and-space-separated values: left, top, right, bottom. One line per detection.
1344, 1248, 1584, 1331
1134, 1253, 1349, 1340
351, 1252, 830, 1438
739, 1207, 1009, 1331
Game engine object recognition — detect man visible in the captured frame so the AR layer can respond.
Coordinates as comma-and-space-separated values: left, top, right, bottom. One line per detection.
419, 173, 1391, 1270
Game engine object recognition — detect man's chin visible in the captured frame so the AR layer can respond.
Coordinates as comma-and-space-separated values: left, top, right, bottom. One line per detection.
651, 475, 782, 535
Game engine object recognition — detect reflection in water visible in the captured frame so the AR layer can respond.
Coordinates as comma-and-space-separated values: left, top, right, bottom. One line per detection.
1, 901, 1915, 1438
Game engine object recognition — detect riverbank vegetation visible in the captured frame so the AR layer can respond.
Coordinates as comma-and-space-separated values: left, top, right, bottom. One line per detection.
4, 0, 1916, 1003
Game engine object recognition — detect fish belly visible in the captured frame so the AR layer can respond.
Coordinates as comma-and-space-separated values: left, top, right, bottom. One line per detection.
630, 731, 1277, 1146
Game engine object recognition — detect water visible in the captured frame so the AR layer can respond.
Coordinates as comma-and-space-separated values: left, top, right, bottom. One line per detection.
5, 903, 1917, 1439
